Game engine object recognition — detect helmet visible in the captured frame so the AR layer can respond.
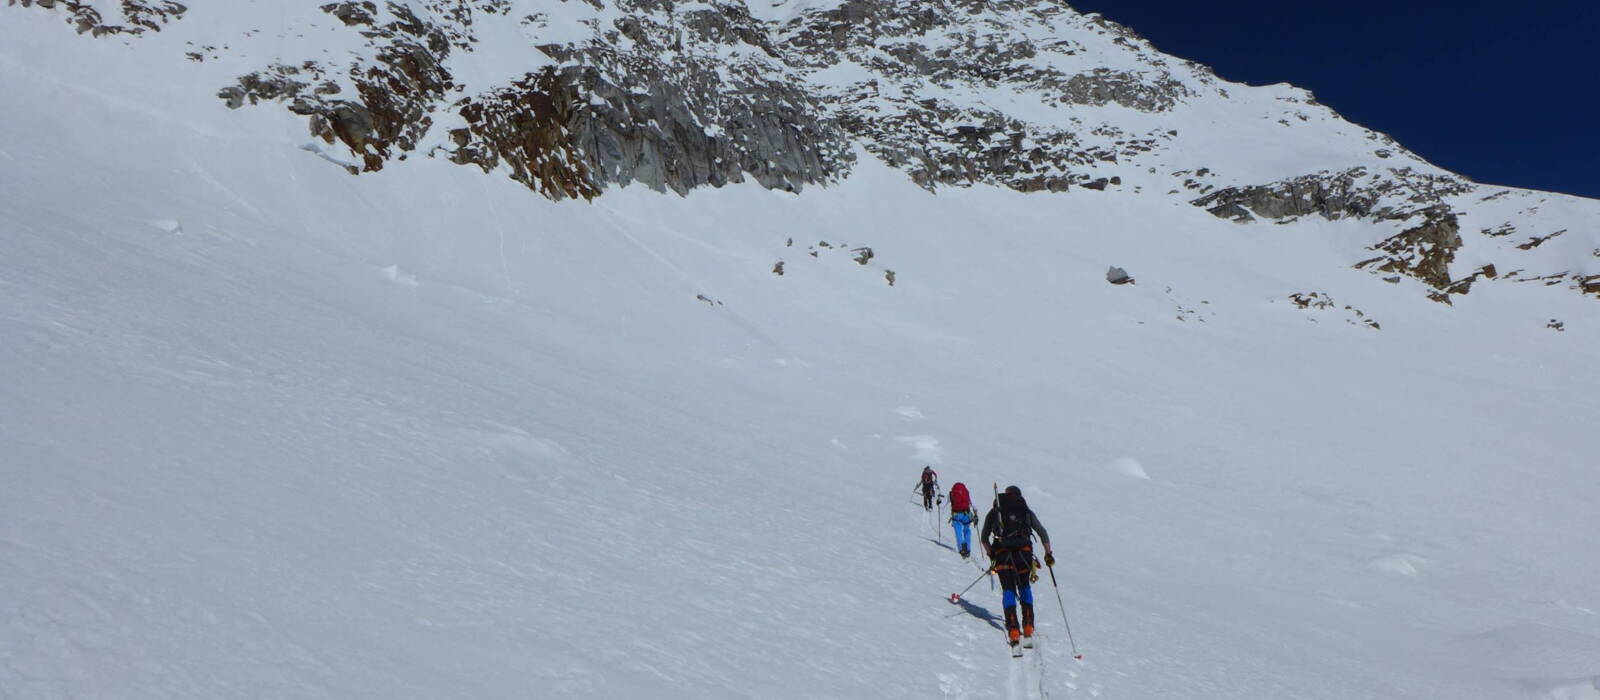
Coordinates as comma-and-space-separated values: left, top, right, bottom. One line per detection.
1004, 485, 1022, 497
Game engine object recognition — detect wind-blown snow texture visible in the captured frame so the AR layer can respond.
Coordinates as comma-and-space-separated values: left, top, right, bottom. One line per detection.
2, 3, 1598, 699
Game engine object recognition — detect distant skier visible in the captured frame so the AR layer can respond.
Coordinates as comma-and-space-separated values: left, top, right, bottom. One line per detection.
981, 485, 1053, 647
948, 482, 977, 558
915, 466, 939, 511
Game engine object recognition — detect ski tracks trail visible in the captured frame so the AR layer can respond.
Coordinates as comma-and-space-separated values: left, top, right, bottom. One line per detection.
1008, 638, 1052, 700
1028, 635, 1100, 699
913, 505, 1100, 699
909, 504, 1026, 699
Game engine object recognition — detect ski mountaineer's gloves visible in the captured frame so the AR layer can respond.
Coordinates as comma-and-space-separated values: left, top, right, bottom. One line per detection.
1044, 553, 1056, 567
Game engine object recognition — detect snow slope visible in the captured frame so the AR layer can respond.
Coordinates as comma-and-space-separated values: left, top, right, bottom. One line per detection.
3, 7, 1599, 700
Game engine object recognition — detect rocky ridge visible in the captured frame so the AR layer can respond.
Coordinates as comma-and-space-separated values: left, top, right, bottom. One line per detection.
769, 0, 1195, 192
11, 0, 1597, 302
206, 1, 852, 199
9, 0, 186, 37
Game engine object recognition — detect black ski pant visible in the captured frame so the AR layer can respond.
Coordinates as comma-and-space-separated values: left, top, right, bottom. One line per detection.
992, 549, 1036, 634
921, 483, 935, 509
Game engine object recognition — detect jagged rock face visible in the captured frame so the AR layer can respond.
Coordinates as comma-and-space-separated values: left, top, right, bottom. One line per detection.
215, 0, 849, 199
1355, 206, 1462, 294
217, 3, 461, 174
12, 0, 1598, 302
10, 0, 1397, 203
1191, 168, 1526, 296
9, 0, 186, 37
1192, 167, 1474, 223
512, 0, 853, 196
201, 0, 1206, 197
773, 0, 1191, 191
449, 69, 600, 201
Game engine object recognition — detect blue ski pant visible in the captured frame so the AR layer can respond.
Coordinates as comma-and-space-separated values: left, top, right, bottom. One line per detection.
1002, 586, 1034, 608
951, 511, 973, 551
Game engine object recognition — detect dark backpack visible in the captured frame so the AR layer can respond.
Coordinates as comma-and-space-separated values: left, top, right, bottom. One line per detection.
994, 491, 1033, 549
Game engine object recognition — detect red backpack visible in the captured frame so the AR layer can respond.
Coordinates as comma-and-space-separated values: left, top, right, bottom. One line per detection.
949, 482, 971, 512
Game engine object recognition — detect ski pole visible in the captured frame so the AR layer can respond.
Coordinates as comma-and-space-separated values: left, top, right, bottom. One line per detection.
989, 482, 999, 591
1044, 561, 1083, 659
948, 566, 993, 603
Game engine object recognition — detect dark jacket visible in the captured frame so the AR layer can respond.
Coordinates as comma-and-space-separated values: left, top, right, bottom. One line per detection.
981, 503, 1050, 551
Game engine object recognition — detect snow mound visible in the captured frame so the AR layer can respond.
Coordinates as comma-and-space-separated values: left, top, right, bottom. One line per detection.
1103, 457, 1150, 480
147, 218, 182, 235
895, 435, 943, 463
381, 264, 420, 287
1538, 679, 1600, 700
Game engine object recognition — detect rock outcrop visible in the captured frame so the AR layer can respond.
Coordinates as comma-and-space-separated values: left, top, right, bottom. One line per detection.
12, 0, 1596, 302
1353, 206, 1462, 296
773, 0, 1187, 191
215, 0, 850, 199
1192, 167, 1473, 223
10, 0, 186, 37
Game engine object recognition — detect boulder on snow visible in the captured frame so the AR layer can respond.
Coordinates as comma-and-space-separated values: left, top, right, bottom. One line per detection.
1106, 266, 1134, 285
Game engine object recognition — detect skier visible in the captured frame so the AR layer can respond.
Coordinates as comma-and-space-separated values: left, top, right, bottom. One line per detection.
981, 485, 1054, 647
915, 466, 939, 511
948, 482, 977, 558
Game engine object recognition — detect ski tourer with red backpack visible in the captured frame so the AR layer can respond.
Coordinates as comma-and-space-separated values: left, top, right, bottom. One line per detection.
947, 482, 977, 558
914, 466, 939, 511
981, 485, 1054, 650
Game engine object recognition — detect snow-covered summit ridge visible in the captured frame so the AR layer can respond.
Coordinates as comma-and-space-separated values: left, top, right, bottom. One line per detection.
10, 0, 1598, 301
0, 0, 1448, 195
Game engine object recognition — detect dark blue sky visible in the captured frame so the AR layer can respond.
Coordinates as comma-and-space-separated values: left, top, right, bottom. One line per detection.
1067, 1, 1600, 199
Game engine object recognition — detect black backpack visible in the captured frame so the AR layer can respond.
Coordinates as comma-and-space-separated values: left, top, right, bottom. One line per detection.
994, 492, 1033, 549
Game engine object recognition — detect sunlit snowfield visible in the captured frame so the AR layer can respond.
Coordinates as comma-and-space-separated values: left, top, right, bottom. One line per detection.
2, 6, 1598, 699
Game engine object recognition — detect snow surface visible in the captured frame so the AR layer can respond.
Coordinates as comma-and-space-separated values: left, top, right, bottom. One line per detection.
3, 7, 1599, 700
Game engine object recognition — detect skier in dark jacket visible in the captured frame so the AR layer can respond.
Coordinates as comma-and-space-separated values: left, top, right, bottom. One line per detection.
915, 466, 939, 511
981, 485, 1054, 646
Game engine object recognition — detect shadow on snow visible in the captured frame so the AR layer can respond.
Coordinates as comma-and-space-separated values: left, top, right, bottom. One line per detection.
946, 596, 1005, 631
